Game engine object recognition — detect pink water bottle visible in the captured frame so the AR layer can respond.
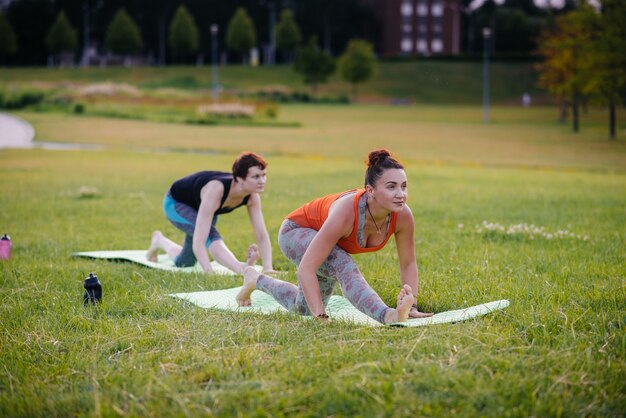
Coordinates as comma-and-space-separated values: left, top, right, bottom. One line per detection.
0, 234, 11, 260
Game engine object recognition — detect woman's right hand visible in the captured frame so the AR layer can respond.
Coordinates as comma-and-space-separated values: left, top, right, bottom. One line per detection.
314, 313, 331, 324
409, 307, 433, 318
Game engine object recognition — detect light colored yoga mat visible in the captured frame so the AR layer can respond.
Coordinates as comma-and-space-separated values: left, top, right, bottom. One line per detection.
171, 287, 510, 327
72, 250, 262, 276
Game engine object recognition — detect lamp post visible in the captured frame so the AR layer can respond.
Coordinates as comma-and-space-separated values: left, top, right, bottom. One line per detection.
211, 24, 219, 101
268, 1, 276, 65
260, 0, 277, 65
482, 27, 491, 124
81, 2, 90, 67
81, 0, 103, 67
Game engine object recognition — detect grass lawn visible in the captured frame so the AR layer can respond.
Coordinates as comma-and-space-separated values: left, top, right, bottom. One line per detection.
0, 61, 546, 104
1, 104, 625, 416
19, 104, 626, 171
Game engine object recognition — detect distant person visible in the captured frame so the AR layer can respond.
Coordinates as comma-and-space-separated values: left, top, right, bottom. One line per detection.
146, 152, 275, 275
237, 149, 432, 324
522, 93, 531, 107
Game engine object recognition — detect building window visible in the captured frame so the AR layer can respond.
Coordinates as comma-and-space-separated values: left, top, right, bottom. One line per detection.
401, 38, 413, 53
403, 24, 413, 34
433, 23, 442, 34
417, 39, 429, 53
417, 3, 428, 16
401, 1, 413, 16
431, 1, 444, 17
431, 38, 443, 52
418, 15, 427, 34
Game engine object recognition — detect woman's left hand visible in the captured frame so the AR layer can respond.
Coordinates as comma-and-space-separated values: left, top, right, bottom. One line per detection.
409, 307, 433, 318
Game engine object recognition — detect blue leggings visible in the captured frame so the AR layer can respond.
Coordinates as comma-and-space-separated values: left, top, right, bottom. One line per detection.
256, 219, 391, 323
163, 192, 221, 267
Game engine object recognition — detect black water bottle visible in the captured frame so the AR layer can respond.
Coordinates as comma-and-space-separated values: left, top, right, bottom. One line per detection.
83, 272, 102, 306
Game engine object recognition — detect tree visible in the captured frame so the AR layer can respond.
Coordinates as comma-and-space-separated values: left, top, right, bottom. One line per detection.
6, 0, 53, 65
0, 12, 18, 63
338, 39, 376, 101
168, 5, 199, 62
468, 0, 552, 56
294, 0, 378, 56
105, 9, 143, 60
45, 11, 77, 63
275, 9, 301, 63
293, 37, 335, 94
535, 5, 597, 132
493, 8, 544, 54
226, 7, 256, 64
586, 0, 626, 140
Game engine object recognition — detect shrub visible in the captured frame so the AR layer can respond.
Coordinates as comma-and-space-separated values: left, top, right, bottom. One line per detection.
246, 87, 349, 104
256, 85, 292, 102
0, 89, 46, 110
73, 103, 85, 114
257, 102, 278, 119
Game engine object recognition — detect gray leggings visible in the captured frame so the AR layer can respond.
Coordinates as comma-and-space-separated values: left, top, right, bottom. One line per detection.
256, 219, 391, 323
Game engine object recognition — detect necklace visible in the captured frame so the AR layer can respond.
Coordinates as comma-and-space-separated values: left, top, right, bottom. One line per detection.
366, 202, 387, 235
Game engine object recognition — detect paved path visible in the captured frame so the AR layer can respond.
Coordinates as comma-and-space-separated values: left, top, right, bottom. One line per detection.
0, 112, 35, 149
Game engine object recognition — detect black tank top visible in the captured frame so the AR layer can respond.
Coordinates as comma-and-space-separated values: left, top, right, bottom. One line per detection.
169, 171, 251, 214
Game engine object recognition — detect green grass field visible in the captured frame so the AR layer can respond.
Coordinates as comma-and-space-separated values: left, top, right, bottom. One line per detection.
19, 103, 626, 170
0, 61, 546, 104
1, 101, 625, 416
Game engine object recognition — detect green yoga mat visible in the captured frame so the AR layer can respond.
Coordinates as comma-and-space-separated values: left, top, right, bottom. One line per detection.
171, 287, 510, 327
72, 250, 262, 276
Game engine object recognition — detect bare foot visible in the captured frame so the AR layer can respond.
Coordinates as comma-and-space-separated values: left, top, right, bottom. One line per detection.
384, 285, 415, 324
146, 230, 162, 262
236, 266, 260, 307
246, 244, 260, 266
396, 285, 415, 321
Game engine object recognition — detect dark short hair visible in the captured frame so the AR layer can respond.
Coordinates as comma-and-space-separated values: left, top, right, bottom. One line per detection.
232, 152, 267, 180
364, 149, 404, 187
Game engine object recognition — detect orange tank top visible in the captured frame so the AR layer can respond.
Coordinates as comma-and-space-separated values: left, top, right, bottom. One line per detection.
286, 189, 397, 254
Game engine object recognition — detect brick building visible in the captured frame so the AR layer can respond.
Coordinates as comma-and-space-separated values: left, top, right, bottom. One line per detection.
377, 0, 462, 57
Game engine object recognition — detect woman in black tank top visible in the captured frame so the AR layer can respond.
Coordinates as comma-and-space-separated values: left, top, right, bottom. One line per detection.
146, 152, 275, 275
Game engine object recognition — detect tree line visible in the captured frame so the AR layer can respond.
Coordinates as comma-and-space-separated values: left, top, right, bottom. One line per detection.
535, 0, 626, 140
0, 2, 377, 100
0, 4, 300, 66
0, 0, 580, 67
0, 0, 380, 66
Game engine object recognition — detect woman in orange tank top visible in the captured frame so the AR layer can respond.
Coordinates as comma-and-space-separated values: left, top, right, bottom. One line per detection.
237, 149, 432, 324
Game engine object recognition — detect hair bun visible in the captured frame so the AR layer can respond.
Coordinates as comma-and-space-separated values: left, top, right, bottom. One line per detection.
367, 149, 391, 167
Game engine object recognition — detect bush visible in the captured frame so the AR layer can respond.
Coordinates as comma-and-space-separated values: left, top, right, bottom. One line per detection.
248, 87, 348, 104
73, 103, 85, 114
0, 89, 46, 110
265, 106, 277, 119
257, 102, 278, 119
